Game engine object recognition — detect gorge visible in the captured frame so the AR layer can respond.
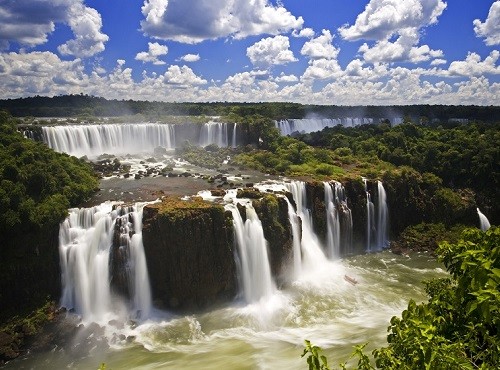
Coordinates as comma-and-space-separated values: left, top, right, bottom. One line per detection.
1, 117, 494, 369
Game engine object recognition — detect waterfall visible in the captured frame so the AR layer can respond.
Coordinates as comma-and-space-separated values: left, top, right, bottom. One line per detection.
43, 123, 176, 158
275, 118, 374, 135
59, 202, 152, 320
324, 182, 340, 259
198, 121, 229, 147
376, 181, 389, 249
285, 181, 327, 269
477, 208, 491, 231
333, 182, 353, 255
363, 179, 375, 252
231, 123, 238, 148
284, 197, 303, 278
226, 203, 275, 303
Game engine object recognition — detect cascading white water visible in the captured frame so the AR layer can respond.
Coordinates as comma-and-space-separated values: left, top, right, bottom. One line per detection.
59, 202, 152, 321
285, 181, 327, 270
199, 121, 229, 147
333, 182, 353, 255
226, 203, 275, 303
363, 178, 375, 252
43, 123, 176, 158
284, 197, 303, 278
231, 122, 238, 148
275, 118, 374, 135
376, 181, 389, 249
477, 208, 491, 231
324, 182, 340, 259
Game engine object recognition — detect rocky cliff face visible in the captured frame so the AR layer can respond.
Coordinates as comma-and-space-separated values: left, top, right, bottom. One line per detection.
0, 227, 60, 323
141, 192, 295, 311
142, 197, 236, 311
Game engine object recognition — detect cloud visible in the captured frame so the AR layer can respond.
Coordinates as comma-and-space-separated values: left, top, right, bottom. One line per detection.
292, 28, 315, 38
246, 35, 297, 68
179, 54, 201, 62
430, 58, 446, 66
448, 51, 500, 77
358, 28, 443, 63
473, 1, 500, 46
0, 0, 108, 58
339, 0, 446, 64
0, 50, 498, 105
140, 0, 304, 43
0, 51, 87, 97
275, 72, 299, 83
135, 42, 168, 65
300, 29, 339, 60
163, 65, 207, 86
301, 58, 343, 81
57, 2, 109, 58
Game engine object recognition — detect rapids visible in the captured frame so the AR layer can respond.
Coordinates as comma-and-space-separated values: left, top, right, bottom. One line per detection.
4, 252, 446, 369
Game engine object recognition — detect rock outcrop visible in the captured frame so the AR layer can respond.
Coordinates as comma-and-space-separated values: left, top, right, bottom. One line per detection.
142, 197, 236, 310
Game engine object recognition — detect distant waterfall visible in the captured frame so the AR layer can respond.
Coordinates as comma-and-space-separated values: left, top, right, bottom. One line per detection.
43, 123, 176, 158
226, 203, 275, 303
324, 182, 340, 259
59, 202, 152, 320
199, 121, 229, 147
477, 208, 491, 231
285, 181, 327, 269
275, 118, 374, 135
375, 181, 389, 249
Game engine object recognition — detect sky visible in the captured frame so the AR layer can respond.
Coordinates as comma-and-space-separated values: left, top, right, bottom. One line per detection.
0, 0, 499, 105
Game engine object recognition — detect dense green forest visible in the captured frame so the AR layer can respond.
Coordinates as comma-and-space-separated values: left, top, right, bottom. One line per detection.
0, 111, 98, 238
1, 94, 499, 122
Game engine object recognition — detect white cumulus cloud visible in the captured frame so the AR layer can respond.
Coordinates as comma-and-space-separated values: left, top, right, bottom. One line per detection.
0, 0, 108, 58
140, 0, 304, 43
135, 42, 168, 65
339, 0, 446, 64
246, 35, 297, 69
292, 28, 315, 38
448, 51, 500, 77
163, 65, 207, 86
179, 54, 201, 62
57, 2, 109, 58
474, 1, 500, 46
300, 29, 339, 60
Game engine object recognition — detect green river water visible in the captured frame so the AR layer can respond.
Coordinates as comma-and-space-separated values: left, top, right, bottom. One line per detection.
7, 251, 447, 370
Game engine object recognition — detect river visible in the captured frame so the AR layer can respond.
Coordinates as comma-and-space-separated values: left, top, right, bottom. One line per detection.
6, 252, 446, 369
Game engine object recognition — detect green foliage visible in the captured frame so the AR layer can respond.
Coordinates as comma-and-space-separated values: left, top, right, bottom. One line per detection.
302, 340, 330, 370
390, 222, 465, 255
304, 228, 500, 369
297, 121, 499, 196
0, 111, 98, 238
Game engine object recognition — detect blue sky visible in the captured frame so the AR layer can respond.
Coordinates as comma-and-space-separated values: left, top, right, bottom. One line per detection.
0, 0, 498, 105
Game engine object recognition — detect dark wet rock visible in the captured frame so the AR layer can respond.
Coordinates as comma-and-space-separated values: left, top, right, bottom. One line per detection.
142, 197, 236, 311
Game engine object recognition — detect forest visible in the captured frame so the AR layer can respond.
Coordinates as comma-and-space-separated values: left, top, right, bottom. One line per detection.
0, 94, 499, 122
